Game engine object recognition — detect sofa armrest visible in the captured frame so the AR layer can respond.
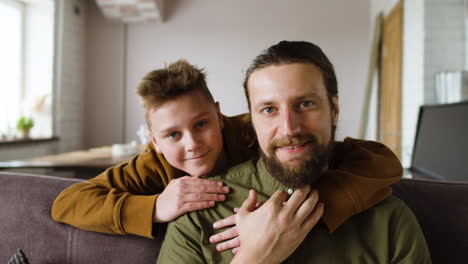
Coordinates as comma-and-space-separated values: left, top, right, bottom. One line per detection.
0, 172, 162, 263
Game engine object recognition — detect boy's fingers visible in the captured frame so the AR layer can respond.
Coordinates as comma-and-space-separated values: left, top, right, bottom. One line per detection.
184, 193, 226, 202
301, 202, 324, 233
183, 201, 216, 213
184, 177, 224, 186
184, 183, 230, 194
294, 189, 319, 223
213, 214, 236, 229
209, 226, 239, 244
215, 237, 240, 252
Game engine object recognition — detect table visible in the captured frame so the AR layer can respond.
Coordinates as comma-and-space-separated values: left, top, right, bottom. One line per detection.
0, 146, 144, 179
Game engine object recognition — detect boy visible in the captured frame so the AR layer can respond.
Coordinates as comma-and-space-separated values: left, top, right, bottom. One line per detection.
52, 59, 402, 251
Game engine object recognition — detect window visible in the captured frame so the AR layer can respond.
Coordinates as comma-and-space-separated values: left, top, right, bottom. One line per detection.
0, 0, 55, 140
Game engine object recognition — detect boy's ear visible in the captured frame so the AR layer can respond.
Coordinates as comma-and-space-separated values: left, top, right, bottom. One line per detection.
147, 127, 162, 153
215, 102, 224, 129
331, 96, 339, 126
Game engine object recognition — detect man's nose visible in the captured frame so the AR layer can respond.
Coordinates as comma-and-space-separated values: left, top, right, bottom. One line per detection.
279, 109, 301, 137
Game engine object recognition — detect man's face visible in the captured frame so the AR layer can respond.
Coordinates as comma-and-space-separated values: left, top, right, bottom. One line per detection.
147, 90, 225, 178
247, 63, 339, 187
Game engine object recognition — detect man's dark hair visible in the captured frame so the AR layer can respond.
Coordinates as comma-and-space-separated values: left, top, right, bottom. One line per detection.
243, 41, 338, 110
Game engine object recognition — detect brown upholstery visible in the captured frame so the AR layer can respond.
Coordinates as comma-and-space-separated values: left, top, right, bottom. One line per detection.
1, 172, 467, 263
392, 179, 468, 264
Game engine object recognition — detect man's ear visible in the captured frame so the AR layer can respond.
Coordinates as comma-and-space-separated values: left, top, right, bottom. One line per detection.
215, 102, 224, 129
147, 127, 162, 154
331, 96, 339, 126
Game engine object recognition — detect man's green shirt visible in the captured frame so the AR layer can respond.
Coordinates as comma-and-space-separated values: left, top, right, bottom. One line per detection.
157, 159, 431, 264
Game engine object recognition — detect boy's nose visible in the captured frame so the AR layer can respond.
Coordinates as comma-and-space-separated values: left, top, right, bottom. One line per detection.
184, 133, 201, 152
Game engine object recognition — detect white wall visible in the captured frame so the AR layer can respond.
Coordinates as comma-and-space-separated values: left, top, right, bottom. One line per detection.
116, 0, 372, 143
402, 0, 424, 168
85, 1, 126, 147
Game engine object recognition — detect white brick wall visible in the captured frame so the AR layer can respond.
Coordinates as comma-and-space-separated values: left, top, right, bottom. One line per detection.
0, 0, 87, 160
424, 0, 465, 103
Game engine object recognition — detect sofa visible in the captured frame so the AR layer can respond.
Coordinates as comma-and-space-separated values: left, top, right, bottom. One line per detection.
1, 171, 467, 264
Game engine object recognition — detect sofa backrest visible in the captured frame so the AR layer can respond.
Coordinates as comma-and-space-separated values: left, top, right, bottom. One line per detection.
0, 172, 163, 264
1, 172, 467, 264
393, 179, 468, 264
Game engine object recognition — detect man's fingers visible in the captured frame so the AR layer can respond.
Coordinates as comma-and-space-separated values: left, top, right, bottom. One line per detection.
283, 185, 311, 214
232, 247, 240, 255
239, 189, 258, 214
294, 189, 319, 223
301, 202, 324, 233
209, 226, 239, 244
215, 237, 240, 252
183, 193, 226, 202
268, 189, 289, 207
255, 201, 265, 208
233, 199, 263, 214
213, 214, 236, 229
182, 201, 216, 213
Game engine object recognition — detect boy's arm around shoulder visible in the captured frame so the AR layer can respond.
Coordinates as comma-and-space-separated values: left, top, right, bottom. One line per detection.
51, 143, 180, 238
317, 137, 403, 232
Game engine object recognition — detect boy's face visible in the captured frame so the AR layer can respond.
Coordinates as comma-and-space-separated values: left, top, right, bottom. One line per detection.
147, 90, 225, 178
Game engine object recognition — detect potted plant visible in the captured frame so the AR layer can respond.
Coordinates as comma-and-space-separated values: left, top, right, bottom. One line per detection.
16, 116, 34, 139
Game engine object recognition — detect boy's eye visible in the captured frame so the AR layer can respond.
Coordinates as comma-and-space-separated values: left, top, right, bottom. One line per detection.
167, 132, 180, 139
262, 107, 275, 114
195, 121, 208, 128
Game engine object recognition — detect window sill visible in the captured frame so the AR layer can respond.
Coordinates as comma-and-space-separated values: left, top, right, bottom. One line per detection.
0, 136, 59, 146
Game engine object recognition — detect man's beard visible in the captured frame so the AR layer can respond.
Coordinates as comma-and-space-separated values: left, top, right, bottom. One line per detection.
261, 131, 334, 189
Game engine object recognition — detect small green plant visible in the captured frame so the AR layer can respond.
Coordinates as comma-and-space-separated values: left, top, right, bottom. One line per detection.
16, 116, 34, 137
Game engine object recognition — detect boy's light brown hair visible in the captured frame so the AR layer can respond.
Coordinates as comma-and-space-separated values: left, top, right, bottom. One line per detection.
137, 59, 215, 127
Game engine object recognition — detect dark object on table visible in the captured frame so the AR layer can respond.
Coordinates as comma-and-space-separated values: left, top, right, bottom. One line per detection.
408, 101, 468, 181
8, 249, 29, 264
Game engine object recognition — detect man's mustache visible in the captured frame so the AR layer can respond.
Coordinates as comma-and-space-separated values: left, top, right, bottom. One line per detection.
270, 134, 318, 149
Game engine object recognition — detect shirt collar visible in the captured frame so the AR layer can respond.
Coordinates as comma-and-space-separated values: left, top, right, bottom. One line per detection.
255, 157, 295, 196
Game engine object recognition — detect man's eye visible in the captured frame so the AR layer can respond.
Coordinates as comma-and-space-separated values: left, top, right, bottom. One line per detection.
262, 107, 275, 114
167, 132, 180, 139
195, 121, 208, 128
300, 101, 314, 108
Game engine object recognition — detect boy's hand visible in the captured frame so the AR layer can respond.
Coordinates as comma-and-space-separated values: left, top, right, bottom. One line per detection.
153, 176, 230, 223
231, 186, 324, 264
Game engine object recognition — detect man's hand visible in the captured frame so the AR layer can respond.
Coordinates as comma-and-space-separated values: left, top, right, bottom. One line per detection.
153, 176, 230, 223
210, 202, 264, 254
210, 213, 240, 253
231, 186, 324, 264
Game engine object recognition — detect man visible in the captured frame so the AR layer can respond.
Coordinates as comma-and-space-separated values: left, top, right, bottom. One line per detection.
157, 41, 431, 263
